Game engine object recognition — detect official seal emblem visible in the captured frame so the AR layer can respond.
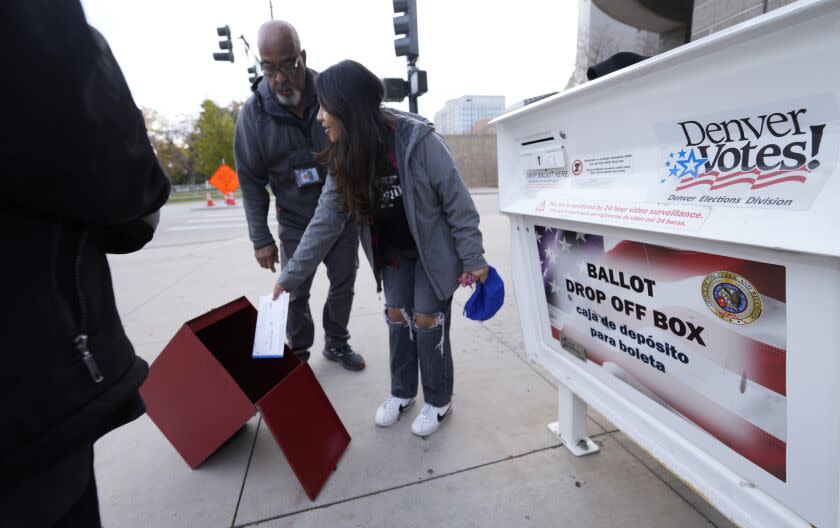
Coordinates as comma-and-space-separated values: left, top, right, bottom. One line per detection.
701, 271, 762, 325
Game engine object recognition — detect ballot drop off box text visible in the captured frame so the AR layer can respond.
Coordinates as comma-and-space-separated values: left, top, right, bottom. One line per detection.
492, 1, 840, 526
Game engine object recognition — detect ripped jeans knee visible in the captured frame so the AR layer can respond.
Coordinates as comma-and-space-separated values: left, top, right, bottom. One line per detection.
385, 305, 414, 341
414, 311, 446, 354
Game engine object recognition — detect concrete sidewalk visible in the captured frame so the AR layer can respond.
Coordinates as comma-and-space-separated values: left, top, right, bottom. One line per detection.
98, 193, 737, 527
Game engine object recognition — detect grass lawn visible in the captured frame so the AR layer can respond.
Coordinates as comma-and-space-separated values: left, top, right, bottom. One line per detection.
168, 190, 241, 203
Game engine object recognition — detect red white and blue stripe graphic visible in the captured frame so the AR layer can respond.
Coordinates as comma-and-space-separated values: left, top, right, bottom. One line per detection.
675, 165, 812, 192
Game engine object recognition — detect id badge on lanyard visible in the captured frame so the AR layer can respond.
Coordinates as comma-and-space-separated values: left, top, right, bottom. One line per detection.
293, 164, 322, 189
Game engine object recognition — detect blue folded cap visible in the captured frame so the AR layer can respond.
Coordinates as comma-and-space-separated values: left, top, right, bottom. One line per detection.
464, 266, 505, 321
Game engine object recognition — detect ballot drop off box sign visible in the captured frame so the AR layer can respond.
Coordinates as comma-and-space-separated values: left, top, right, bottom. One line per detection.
492, 1, 840, 527
140, 296, 350, 500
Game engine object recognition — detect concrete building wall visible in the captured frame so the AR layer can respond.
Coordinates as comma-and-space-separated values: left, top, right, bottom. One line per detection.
442, 134, 498, 188
691, 0, 800, 40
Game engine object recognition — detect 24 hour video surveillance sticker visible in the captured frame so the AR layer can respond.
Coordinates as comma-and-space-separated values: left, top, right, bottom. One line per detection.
650, 95, 840, 210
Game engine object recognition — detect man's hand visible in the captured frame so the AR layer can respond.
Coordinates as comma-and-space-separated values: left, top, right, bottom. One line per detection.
255, 243, 279, 273
459, 266, 489, 287
273, 282, 286, 300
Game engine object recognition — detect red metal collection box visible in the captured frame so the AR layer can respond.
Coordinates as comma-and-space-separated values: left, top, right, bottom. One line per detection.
140, 297, 350, 500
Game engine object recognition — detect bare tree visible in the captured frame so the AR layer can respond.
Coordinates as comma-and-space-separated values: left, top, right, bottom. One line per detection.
565, 2, 668, 89
143, 108, 195, 184
566, 29, 624, 89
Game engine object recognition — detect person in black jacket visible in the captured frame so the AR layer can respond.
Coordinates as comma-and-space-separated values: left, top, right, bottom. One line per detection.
0, 2, 171, 526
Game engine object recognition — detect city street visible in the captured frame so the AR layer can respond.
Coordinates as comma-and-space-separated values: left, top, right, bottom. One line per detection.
95, 192, 737, 527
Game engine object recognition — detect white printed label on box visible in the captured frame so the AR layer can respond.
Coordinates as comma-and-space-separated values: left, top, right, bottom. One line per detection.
649, 94, 840, 210
533, 199, 710, 231
570, 153, 634, 187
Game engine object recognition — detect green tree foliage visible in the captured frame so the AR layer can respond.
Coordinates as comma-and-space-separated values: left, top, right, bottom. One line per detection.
190, 99, 237, 179
142, 100, 242, 184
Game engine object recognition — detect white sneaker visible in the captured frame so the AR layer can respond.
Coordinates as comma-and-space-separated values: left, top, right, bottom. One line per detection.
375, 396, 415, 427
411, 402, 452, 437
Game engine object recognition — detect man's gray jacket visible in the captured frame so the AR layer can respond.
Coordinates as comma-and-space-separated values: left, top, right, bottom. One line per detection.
278, 110, 487, 302
234, 70, 327, 248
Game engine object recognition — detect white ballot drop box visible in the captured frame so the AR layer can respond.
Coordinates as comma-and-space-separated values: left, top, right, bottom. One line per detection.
492, 1, 840, 526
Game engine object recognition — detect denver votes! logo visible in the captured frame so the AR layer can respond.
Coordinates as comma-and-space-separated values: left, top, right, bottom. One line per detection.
661, 107, 825, 195
701, 271, 762, 325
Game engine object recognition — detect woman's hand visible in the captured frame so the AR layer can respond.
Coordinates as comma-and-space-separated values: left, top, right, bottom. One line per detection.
273, 282, 286, 300
459, 266, 489, 287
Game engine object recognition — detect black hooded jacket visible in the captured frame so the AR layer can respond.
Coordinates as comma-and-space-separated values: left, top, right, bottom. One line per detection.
0, 1, 170, 521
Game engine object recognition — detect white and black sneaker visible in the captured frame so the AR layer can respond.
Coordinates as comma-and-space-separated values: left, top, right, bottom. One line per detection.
375, 396, 416, 427
411, 402, 452, 437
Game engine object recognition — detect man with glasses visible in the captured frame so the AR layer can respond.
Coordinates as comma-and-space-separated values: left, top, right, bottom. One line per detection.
235, 20, 364, 370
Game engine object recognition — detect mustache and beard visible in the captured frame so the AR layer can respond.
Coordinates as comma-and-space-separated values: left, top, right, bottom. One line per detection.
275, 84, 302, 107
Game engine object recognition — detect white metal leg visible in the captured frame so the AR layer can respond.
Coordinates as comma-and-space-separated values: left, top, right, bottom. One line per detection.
548, 382, 600, 456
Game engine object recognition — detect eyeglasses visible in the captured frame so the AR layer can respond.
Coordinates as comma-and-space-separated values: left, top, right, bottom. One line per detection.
260, 55, 301, 78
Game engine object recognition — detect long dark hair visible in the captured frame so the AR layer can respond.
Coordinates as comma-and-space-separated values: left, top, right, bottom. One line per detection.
316, 60, 391, 217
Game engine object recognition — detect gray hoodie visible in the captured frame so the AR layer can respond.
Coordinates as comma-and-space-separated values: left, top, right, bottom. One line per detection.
279, 110, 487, 302
234, 70, 328, 248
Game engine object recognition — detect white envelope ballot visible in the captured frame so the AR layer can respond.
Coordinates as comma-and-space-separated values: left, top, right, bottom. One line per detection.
252, 293, 289, 358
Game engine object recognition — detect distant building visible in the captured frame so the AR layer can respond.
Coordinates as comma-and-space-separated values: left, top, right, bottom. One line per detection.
433, 95, 505, 135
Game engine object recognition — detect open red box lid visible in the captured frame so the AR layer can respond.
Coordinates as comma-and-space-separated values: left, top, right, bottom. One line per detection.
140, 297, 350, 500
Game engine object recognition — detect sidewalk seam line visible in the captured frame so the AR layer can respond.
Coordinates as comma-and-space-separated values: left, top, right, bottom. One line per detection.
233, 444, 562, 528
231, 416, 263, 528
121, 262, 207, 319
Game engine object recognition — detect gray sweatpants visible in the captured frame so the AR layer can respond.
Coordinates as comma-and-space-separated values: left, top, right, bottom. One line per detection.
279, 221, 359, 351
381, 249, 453, 407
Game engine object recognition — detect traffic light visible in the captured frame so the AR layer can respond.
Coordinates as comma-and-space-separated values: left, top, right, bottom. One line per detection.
409, 69, 427, 97
389, 1, 425, 113
213, 25, 234, 63
382, 78, 409, 102
392, 0, 418, 60
247, 66, 258, 83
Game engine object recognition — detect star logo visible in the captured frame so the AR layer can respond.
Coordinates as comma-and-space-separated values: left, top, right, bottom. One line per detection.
676, 149, 708, 179
678, 149, 687, 158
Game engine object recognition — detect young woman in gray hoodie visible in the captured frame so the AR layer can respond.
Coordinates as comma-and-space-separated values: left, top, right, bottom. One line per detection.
274, 60, 489, 437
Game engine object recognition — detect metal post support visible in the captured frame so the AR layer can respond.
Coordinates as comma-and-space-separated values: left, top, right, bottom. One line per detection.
407, 62, 418, 114
548, 382, 600, 456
